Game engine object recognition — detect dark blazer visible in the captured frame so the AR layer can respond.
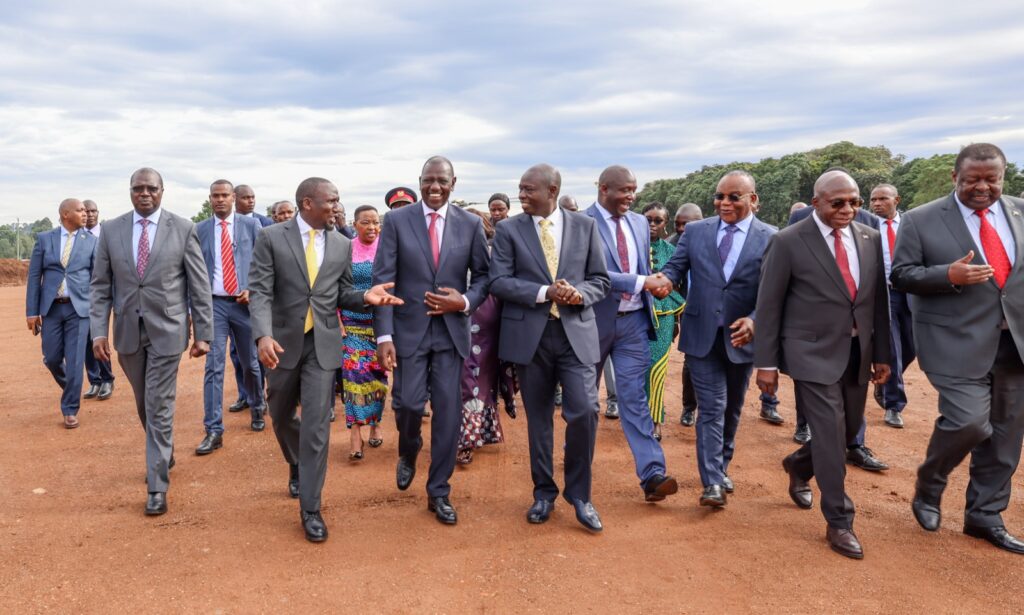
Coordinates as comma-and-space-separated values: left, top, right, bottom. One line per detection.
252, 212, 273, 228
248, 218, 366, 371
891, 194, 1024, 378
27, 227, 97, 319
372, 202, 490, 359
583, 204, 656, 341
789, 205, 881, 230
489, 211, 611, 365
661, 215, 776, 363
754, 215, 890, 384
196, 214, 260, 292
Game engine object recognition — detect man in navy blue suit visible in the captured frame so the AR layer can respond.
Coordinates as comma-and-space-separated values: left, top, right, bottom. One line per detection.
585, 165, 678, 503
661, 171, 776, 506
81, 199, 115, 401
26, 198, 97, 429
195, 180, 266, 456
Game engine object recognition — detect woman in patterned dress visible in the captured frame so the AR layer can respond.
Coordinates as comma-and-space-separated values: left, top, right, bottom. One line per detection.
457, 209, 518, 464
341, 206, 388, 460
643, 203, 684, 441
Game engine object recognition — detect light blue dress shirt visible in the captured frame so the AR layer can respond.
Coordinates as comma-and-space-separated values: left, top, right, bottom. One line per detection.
717, 212, 754, 281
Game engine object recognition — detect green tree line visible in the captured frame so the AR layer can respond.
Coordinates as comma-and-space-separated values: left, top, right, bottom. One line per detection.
0, 218, 54, 259
635, 142, 1024, 227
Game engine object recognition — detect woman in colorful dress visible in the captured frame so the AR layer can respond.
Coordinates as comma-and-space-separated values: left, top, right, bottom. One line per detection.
643, 202, 684, 441
341, 205, 388, 460
457, 209, 518, 464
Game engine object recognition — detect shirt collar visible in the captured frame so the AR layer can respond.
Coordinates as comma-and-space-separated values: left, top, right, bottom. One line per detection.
214, 214, 233, 227
720, 212, 754, 233
295, 214, 317, 237
422, 201, 449, 219
60, 225, 74, 238
595, 203, 624, 222
240, 212, 254, 218
954, 192, 1003, 220
533, 205, 563, 226
133, 208, 162, 226
812, 210, 850, 239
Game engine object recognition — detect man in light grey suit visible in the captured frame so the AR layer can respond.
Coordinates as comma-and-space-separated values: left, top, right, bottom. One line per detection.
91, 168, 214, 517
249, 177, 401, 543
490, 164, 611, 532
892, 143, 1024, 555
755, 170, 891, 559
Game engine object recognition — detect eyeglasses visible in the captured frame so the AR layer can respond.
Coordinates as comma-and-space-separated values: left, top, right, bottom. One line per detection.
131, 185, 161, 194
826, 198, 863, 209
713, 192, 754, 202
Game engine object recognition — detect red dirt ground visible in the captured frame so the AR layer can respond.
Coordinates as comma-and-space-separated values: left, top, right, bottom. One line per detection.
0, 284, 1021, 613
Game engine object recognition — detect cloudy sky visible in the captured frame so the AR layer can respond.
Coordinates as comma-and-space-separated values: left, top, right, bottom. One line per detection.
2, 0, 1023, 223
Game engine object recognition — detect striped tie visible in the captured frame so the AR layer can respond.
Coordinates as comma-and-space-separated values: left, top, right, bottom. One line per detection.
220, 220, 238, 295
57, 231, 75, 297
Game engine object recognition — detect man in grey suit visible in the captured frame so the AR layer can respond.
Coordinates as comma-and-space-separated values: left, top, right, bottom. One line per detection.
490, 164, 611, 532
249, 177, 401, 542
372, 156, 490, 525
26, 198, 97, 429
91, 168, 214, 517
892, 143, 1024, 555
755, 170, 891, 559
195, 180, 265, 456
661, 170, 776, 507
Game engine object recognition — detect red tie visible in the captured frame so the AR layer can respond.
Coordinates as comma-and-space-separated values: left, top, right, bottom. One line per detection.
976, 209, 1011, 288
885, 219, 896, 260
613, 216, 631, 300
832, 229, 857, 301
220, 220, 238, 295
428, 212, 440, 268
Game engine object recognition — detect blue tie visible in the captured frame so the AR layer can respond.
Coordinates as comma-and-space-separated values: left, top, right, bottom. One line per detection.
718, 224, 738, 269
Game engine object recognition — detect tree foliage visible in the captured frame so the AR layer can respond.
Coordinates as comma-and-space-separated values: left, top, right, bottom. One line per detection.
0, 218, 55, 258
192, 200, 213, 223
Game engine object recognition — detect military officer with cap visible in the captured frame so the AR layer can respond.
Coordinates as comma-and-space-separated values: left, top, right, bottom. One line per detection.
385, 187, 418, 210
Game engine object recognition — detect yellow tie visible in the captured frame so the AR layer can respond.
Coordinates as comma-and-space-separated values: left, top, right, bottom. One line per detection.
57, 231, 74, 297
304, 229, 319, 333
538, 218, 559, 318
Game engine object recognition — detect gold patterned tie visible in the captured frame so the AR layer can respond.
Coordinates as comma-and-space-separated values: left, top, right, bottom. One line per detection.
538, 218, 559, 318
304, 229, 319, 333
57, 231, 74, 297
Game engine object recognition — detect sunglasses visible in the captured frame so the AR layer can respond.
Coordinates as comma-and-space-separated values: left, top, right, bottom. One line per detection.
131, 185, 161, 194
713, 192, 754, 202
826, 198, 863, 209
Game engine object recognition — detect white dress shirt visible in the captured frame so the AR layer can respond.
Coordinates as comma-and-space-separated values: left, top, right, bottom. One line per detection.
811, 211, 860, 289
87, 225, 100, 238
295, 213, 325, 269
717, 212, 754, 282
132, 208, 163, 267
534, 206, 565, 303
595, 205, 645, 311
954, 194, 1017, 266
211, 215, 236, 297
880, 212, 901, 281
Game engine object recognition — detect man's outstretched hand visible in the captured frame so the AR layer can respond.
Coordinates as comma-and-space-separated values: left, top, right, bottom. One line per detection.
364, 283, 404, 306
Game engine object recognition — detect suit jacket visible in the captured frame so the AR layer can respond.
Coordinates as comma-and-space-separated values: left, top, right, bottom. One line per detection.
372, 202, 490, 359
583, 204, 656, 342
253, 212, 273, 228
90, 209, 213, 356
26, 227, 97, 319
890, 194, 1024, 378
489, 211, 611, 365
661, 215, 776, 363
249, 218, 366, 371
754, 215, 890, 385
789, 205, 881, 230
196, 214, 259, 292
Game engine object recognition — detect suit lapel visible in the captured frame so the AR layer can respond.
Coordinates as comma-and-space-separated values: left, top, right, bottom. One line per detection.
406, 206, 437, 275
628, 214, 649, 274
851, 223, 874, 304
589, 206, 623, 272
938, 195, 980, 260
706, 220, 727, 284
437, 207, 457, 274
283, 219, 311, 287
518, 214, 552, 283
730, 219, 764, 283
141, 212, 169, 282
49, 230, 61, 267
798, 218, 853, 301
1003, 199, 1024, 281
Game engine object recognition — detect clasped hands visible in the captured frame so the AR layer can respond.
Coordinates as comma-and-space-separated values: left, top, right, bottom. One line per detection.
644, 273, 674, 299
546, 279, 583, 305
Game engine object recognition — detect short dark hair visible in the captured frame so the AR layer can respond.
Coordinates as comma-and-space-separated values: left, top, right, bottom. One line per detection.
352, 205, 377, 220
210, 179, 233, 191
641, 201, 667, 216
954, 143, 1006, 173
233, 184, 253, 195
295, 177, 331, 207
488, 193, 510, 207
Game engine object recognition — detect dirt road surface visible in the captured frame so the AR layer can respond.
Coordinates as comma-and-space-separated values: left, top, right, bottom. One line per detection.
1, 285, 1021, 613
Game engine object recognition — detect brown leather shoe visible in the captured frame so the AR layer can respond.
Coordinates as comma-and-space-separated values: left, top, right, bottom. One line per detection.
782, 457, 812, 509
63, 415, 80, 429
826, 526, 864, 559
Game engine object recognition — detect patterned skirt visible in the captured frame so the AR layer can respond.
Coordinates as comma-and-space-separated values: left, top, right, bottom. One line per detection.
341, 323, 387, 427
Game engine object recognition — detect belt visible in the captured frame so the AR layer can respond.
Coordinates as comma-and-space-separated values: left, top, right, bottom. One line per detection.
53, 297, 72, 304
616, 309, 641, 318
213, 295, 239, 301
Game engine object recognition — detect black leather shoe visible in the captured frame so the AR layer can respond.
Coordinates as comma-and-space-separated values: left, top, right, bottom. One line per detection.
195, 433, 223, 456
301, 510, 328, 542
722, 475, 735, 494
526, 499, 554, 524
680, 409, 695, 427
963, 524, 1024, 555
428, 496, 458, 525
782, 457, 813, 509
169, 454, 175, 470
97, 381, 114, 400
884, 409, 904, 428
643, 474, 679, 502
571, 499, 603, 532
912, 496, 941, 531
826, 526, 864, 559
329, 406, 336, 423
699, 485, 727, 507
604, 403, 619, 419
760, 405, 784, 425
396, 455, 417, 491
145, 492, 167, 516
288, 464, 300, 499
251, 407, 266, 432
228, 398, 248, 412
873, 384, 885, 410
846, 446, 888, 472
84, 384, 101, 399
793, 424, 811, 444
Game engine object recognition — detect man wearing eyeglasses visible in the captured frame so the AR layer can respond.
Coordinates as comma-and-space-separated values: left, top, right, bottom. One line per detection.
660, 171, 776, 507
90, 168, 214, 517
755, 170, 891, 559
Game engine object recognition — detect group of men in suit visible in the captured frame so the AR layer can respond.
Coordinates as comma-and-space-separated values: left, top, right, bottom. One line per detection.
25, 143, 1024, 557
